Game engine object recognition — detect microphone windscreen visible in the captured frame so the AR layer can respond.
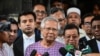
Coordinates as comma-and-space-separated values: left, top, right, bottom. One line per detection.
42, 52, 49, 56
59, 47, 67, 56
65, 44, 75, 56
65, 44, 74, 52
30, 49, 37, 56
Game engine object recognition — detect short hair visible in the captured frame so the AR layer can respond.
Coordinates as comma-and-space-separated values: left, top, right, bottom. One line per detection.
18, 11, 36, 23
8, 18, 18, 29
40, 16, 60, 30
82, 13, 95, 23
63, 24, 79, 35
0, 22, 10, 32
50, 7, 65, 18
91, 15, 100, 25
33, 3, 47, 12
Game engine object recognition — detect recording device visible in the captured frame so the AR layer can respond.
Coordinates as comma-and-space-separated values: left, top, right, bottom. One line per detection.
30, 49, 37, 56
0, 22, 10, 32
59, 47, 68, 56
59, 44, 81, 56
30, 49, 49, 56
42, 52, 49, 56
81, 45, 92, 54
65, 44, 75, 56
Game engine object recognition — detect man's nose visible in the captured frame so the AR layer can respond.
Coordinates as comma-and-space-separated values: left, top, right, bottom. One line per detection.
49, 29, 54, 33
26, 21, 30, 26
10, 31, 14, 35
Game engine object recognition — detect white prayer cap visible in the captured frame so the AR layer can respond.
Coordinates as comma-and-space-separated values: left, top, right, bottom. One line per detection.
67, 7, 81, 15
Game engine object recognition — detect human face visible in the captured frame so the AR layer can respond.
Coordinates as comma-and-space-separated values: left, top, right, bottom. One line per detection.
0, 31, 9, 43
51, 11, 66, 29
93, 5, 100, 15
52, 1, 64, 9
8, 24, 18, 44
92, 20, 100, 40
82, 23, 91, 34
67, 12, 81, 27
33, 5, 46, 27
64, 29, 79, 48
41, 20, 58, 42
19, 14, 35, 36
83, 16, 94, 34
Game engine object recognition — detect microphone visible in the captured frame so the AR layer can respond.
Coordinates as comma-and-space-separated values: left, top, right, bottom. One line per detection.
75, 50, 82, 56
30, 49, 37, 56
65, 44, 75, 56
81, 45, 92, 54
42, 52, 49, 56
59, 47, 68, 56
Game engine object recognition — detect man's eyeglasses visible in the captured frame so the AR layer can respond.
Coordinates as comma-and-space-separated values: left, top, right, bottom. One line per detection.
84, 22, 91, 25
92, 25, 100, 30
58, 18, 64, 22
43, 27, 58, 32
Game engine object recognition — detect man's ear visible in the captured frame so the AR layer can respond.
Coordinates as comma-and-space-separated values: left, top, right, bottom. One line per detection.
81, 24, 84, 29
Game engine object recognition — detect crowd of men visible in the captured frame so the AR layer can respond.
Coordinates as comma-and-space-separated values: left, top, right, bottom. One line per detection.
0, 1, 100, 56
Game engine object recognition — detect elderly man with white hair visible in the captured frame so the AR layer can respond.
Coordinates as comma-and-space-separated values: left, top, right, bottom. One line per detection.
25, 16, 64, 56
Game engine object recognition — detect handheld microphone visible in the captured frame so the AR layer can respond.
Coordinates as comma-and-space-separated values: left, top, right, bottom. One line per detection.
59, 47, 68, 56
30, 49, 37, 56
81, 45, 92, 54
65, 44, 75, 56
42, 52, 49, 56
75, 50, 82, 56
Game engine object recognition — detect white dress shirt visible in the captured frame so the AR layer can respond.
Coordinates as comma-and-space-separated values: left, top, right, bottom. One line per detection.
85, 35, 94, 41
3, 43, 13, 56
96, 40, 100, 52
79, 28, 86, 38
23, 33, 35, 54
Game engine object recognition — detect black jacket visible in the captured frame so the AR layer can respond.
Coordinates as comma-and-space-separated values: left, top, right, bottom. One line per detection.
87, 39, 99, 53
13, 29, 41, 56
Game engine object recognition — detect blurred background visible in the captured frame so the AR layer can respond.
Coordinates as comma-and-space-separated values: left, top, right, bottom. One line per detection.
0, 0, 100, 19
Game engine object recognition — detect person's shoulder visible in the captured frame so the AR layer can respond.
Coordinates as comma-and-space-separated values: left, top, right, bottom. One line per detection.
14, 36, 23, 44
55, 41, 65, 47
87, 39, 96, 44
28, 41, 40, 48
88, 39, 96, 42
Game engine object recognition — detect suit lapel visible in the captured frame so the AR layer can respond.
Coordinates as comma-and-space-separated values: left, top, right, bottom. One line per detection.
17, 37, 24, 54
89, 39, 99, 53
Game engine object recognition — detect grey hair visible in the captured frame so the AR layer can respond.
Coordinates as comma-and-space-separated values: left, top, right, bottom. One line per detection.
40, 16, 60, 30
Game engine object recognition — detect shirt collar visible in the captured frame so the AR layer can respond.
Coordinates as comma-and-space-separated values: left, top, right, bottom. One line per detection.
85, 35, 94, 41
23, 33, 35, 40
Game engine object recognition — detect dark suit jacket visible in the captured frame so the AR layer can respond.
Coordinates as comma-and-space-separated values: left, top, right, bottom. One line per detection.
79, 36, 88, 50
87, 39, 99, 53
13, 29, 41, 56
